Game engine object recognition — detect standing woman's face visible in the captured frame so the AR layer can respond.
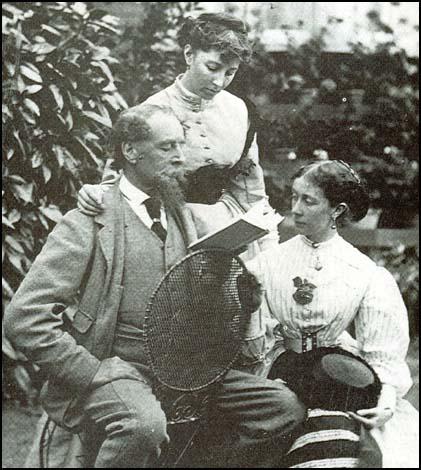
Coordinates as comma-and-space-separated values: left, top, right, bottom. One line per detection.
291, 175, 338, 243
182, 45, 240, 99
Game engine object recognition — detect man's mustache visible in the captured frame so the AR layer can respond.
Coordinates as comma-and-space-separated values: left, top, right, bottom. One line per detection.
152, 172, 187, 209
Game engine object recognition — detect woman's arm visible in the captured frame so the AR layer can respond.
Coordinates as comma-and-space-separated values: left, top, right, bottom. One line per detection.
351, 267, 412, 428
348, 383, 396, 428
227, 135, 268, 210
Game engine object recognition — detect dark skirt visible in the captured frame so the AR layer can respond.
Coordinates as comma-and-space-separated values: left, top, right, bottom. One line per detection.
268, 347, 381, 412
268, 347, 383, 468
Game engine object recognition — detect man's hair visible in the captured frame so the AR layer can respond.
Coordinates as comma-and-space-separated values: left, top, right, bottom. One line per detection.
110, 104, 176, 170
177, 13, 253, 63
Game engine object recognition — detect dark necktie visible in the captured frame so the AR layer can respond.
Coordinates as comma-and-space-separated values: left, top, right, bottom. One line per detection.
144, 197, 167, 242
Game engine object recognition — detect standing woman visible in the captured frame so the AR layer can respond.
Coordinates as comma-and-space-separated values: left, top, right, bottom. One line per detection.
77, 12, 279, 375
247, 161, 419, 468
77, 12, 275, 235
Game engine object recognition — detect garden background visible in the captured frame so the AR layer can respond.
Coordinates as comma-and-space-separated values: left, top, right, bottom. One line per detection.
2, 3, 418, 467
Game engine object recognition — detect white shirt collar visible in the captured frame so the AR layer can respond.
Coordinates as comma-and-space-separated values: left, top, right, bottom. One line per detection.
119, 175, 150, 206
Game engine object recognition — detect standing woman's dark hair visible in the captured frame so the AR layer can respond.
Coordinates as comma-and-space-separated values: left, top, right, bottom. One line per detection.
294, 160, 370, 226
177, 13, 253, 63
77, 11, 274, 225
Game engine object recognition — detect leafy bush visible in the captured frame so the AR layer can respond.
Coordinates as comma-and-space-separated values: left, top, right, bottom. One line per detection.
110, 2, 200, 106
2, 2, 127, 305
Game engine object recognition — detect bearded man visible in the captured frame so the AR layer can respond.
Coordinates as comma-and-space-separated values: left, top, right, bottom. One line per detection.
5, 104, 305, 468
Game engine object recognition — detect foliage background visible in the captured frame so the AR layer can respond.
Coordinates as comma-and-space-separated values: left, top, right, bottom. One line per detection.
2, 1, 129, 399
2, 2, 419, 403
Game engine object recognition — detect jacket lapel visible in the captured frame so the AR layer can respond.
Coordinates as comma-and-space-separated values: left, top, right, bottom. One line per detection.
93, 183, 125, 358
95, 184, 121, 272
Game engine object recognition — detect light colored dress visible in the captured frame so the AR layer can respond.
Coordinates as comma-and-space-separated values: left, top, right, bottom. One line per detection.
247, 233, 419, 468
103, 75, 268, 210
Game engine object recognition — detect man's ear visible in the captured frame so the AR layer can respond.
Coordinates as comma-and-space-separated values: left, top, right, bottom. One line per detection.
122, 143, 140, 164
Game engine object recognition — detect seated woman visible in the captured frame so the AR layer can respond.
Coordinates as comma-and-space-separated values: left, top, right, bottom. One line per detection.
247, 160, 419, 468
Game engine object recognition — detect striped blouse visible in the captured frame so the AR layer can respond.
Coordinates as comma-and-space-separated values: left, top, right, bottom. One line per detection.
247, 234, 412, 396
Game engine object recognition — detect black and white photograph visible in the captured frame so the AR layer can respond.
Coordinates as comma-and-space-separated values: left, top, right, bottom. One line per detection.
2, 2, 419, 468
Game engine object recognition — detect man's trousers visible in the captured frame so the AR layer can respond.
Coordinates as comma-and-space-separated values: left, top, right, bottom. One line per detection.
81, 368, 306, 468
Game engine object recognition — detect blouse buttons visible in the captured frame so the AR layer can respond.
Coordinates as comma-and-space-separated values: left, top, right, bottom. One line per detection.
205, 158, 214, 164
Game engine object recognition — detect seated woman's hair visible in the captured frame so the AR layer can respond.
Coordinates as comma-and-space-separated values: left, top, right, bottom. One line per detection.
109, 104, 176, 170
294, 160, 370, 226
178, 13, 253, 63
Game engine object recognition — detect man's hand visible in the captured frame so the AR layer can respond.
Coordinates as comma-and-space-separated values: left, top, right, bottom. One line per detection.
348, 406, 394, 429
237, 272, 264, 315
77, 184, 106, 216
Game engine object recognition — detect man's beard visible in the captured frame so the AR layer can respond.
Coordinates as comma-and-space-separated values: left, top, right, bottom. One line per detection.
153, 170, 187, 211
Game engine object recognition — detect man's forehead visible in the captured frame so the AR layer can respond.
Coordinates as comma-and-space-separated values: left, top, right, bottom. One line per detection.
147, 113, 184, 141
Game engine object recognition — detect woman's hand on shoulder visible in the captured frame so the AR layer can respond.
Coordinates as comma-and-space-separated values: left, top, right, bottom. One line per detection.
348, 406, 394, 429
77, 184, 106, 216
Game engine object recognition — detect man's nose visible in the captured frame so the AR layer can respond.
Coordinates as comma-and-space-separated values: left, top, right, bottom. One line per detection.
172, 143, 186, 163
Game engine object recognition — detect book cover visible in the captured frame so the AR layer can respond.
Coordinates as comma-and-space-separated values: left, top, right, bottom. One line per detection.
189, 209, 284, 253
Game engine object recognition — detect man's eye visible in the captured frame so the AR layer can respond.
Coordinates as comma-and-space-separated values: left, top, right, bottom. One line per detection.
207, 65, 218, 72
160, 145, 172, 151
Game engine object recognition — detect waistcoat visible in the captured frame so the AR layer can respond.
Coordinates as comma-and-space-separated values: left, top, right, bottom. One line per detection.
112, 203, 166, 364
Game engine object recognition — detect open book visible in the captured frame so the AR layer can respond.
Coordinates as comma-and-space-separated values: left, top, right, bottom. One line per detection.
189, 207, 284, 253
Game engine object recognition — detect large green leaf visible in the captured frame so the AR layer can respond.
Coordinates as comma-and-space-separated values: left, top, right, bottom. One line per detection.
20, 64, 43, 83
5, 235, 25, 254
49, 84, 64, 110
40, 24, 61, 37
2, 215, 15, 229
83, 110, 112, 128
11, 182, 34, 204
25, 84, 43, 95
2, 278, 15, 301
7, 209, 21, 225
42, 165, 52, 184
24, 98, 40, 116
75, 137, 102, 165
39, 205, 63, 223
31, 42, 57, 55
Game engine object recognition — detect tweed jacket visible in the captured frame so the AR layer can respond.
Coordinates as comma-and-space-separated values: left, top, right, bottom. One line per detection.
4, 181, 195, 430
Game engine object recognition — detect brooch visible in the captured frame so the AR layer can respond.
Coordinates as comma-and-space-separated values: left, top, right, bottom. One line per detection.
293, 277, 316, 305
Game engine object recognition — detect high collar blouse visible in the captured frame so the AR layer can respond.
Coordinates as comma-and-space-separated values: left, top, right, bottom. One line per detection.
142, 75, 267, 209
247, 234, 412, 395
